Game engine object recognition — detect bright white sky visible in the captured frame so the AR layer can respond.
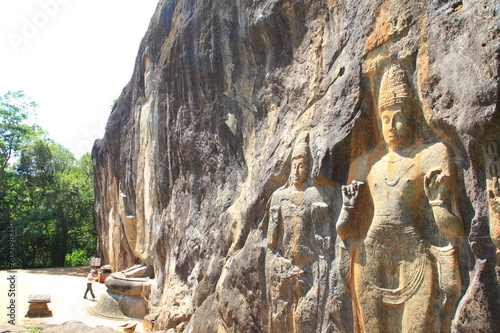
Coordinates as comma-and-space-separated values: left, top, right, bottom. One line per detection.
0, 0, 159, 157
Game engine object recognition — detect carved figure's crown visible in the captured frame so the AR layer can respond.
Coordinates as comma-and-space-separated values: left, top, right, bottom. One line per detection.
292, 132, 310, 160
379, 64, 411, 110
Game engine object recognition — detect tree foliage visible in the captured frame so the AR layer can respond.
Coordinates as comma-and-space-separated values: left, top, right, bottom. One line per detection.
0, 90, 38, 170
0, 91, 96, 269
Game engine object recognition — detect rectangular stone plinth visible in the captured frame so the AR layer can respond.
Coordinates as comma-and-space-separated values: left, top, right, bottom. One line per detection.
26, 294, 52, 318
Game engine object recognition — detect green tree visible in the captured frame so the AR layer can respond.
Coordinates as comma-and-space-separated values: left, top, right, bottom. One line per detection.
0, 90, 38, 171
0, 91, 39, 269
0, 91, 38, 214
0, 91, 96, 269
13, 140, 96, 267
64, 152, 96, 266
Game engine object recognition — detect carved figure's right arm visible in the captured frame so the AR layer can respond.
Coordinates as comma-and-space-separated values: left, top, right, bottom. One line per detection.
336, 205, 356, 240
336, 180, 364, 239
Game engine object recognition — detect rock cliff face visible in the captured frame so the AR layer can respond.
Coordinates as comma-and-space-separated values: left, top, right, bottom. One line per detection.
92, 0, 500, 331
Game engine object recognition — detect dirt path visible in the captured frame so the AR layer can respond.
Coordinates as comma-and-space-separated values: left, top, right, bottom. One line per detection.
0, 267, 145, 332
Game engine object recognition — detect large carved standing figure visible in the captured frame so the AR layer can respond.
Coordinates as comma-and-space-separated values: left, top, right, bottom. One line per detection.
266, 132, 341, 332
336, 64, 464, 332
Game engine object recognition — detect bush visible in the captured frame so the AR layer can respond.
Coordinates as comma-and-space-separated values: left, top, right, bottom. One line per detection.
65, 249, 89, 267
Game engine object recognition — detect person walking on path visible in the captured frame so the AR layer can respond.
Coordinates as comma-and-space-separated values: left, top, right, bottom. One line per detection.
84, 269, 96, 300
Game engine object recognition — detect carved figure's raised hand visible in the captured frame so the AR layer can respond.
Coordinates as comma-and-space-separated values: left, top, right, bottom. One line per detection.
341, 180, 365, 209
485, 141, 500, 180
424, 169, 448, 205
489, 176, 500, 214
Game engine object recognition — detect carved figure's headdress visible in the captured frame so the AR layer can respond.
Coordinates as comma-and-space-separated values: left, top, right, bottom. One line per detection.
379, 64, 412, 111
292, 132, 310, 160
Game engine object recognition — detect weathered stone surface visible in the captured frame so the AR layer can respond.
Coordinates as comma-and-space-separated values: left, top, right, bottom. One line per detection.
92, 0, 500, 332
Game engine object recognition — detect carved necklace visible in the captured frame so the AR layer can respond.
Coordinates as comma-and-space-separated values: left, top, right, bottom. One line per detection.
382, 149, 416, 186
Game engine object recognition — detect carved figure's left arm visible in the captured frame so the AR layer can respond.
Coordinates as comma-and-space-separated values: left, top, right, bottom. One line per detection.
312, 201, 333, 252
267, 204, 281, 247
428, 194, 464, 240
424, 150, 464, 240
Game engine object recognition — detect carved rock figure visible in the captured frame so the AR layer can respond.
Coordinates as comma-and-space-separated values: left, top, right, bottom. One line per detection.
337, 64, 464, 333
136, 56, 158, 263
485, 140, 500, 264
266, 132, 339, 333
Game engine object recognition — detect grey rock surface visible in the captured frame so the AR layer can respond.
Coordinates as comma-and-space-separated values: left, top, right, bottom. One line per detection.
92, 0, 500, 331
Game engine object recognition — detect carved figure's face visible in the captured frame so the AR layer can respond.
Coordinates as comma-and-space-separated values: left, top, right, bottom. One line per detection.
291, 156, 308, 186
380, 105, 413, 147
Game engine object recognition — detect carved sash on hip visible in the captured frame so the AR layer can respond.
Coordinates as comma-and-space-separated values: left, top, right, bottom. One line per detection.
430, 244, 460, 295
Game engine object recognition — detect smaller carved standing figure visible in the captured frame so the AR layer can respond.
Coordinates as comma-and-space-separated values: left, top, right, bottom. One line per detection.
485, 140, 500, 274
266, 132, 337, 333
336, 64, 464, 333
